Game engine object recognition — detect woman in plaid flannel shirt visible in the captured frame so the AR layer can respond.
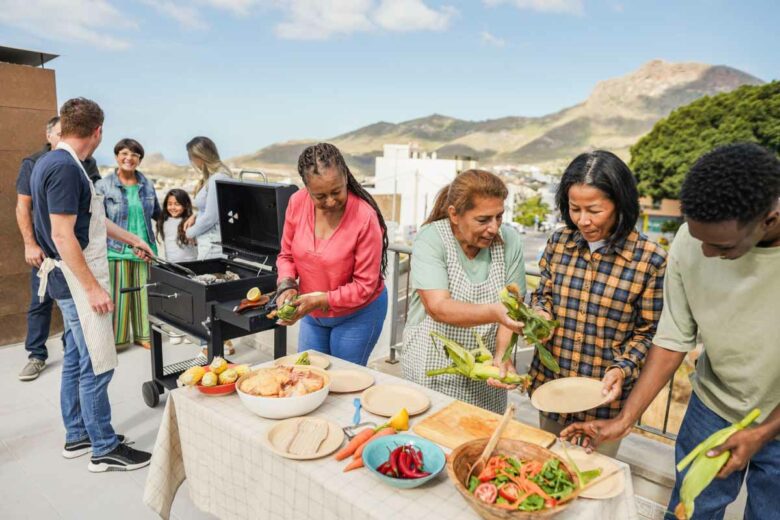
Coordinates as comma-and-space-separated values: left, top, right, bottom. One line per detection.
530, 150, 667, 456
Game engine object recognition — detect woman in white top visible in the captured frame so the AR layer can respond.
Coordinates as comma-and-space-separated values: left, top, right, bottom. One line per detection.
182, 136, 232, 260
157, 189, 197, 263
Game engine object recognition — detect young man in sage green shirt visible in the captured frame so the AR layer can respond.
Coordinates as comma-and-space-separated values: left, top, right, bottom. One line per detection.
562, 143, 780, 520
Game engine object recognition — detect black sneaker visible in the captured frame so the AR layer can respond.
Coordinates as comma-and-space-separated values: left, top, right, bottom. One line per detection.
62, 434, 127, 459
88, 442, 151, 473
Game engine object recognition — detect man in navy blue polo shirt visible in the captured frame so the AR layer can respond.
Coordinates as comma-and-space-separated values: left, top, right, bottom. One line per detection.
31, 97, 154, 472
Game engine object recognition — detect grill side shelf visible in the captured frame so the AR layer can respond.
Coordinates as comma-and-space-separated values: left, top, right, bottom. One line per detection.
213, 299, 278, 333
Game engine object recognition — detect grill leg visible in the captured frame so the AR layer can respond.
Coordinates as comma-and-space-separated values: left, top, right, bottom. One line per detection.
209, 322, 224, 363
151, 329, 164, 385
273, 326, 287, 359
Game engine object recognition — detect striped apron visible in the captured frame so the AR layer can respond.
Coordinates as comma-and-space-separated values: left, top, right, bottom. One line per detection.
402, 219, 507, 413
38, 142, 118, 375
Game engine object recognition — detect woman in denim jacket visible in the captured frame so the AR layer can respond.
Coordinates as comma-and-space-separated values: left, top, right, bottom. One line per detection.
95, 138, 161, 350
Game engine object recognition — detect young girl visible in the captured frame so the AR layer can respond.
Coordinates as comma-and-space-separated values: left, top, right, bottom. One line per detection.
158, 189, 198, 263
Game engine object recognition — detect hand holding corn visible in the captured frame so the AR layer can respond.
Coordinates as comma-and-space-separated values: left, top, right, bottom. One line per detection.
499, 283, 560, 373
674, 408, 761, 520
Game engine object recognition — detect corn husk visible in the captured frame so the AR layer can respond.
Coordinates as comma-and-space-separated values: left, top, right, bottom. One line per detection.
179, 366, 206, 386
674, 408, 761, 519
295, 351, 311, 365
499, 283, 560, 373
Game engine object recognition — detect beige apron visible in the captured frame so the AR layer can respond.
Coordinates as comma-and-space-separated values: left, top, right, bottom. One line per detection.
38, 142, 118, 375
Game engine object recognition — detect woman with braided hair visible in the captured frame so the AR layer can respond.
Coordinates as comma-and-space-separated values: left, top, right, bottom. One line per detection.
275, 143, 388, 365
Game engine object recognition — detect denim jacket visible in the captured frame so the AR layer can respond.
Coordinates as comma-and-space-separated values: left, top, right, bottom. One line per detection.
95, 170, 161, 253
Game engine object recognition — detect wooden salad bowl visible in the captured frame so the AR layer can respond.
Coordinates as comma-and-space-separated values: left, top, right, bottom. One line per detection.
447, 438, 581, 520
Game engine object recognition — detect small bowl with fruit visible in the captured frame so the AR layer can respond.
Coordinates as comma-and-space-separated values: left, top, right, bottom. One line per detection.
178, 357, 250, 396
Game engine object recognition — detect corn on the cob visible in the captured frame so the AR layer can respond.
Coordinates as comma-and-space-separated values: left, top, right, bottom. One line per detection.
201, 372, 218, 387
179, 365, 206, 386
234, 364, 250, 377
674, 408, 761, 519
209, 356, 228, 375
218, 368, 239, 385
426, 332, 531, 387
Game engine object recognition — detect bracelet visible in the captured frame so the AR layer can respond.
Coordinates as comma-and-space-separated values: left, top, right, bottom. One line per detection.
276, 279, 298, 295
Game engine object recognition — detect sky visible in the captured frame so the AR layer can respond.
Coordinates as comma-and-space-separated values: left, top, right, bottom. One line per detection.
1, 0, 778, 164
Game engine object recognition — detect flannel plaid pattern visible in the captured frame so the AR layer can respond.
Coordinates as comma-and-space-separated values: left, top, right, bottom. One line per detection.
530, 227, 667, 425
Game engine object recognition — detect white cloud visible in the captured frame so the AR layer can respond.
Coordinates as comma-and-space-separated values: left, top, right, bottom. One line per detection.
480, 30, 505, 47
274, 0, 374, 40
373, 0, 455, 32
0, 0, 136, 50
199, 0, 258, 16
142, 0, 208, 30
483, 0, 583, 15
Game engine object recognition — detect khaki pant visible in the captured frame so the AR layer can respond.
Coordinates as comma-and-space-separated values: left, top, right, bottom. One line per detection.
539, 414, 622, 458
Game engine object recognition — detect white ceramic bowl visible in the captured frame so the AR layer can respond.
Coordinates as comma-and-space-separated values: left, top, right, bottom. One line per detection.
236, 365, 330, 419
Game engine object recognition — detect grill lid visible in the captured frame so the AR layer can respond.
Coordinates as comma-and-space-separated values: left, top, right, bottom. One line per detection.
216, 179, 298, 263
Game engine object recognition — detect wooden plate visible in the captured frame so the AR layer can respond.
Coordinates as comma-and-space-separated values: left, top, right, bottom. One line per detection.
361, 384, 430, 417
328, 369, 375, 393
266, 417, 344, 460
531, 377, 610, 414
551, 444, 625, 499
274, 351, 331, 370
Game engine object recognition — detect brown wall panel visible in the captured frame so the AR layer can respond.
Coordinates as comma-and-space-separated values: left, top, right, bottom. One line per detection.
0, 272, 34, 315
0, 62, 57, 110
0, 309, 63, 347
0, 60, 59, 346
0, 106, 54, 153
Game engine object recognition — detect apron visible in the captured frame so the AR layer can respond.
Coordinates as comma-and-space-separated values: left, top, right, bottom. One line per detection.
402, 219, 507, 413
38, 142, 118, 375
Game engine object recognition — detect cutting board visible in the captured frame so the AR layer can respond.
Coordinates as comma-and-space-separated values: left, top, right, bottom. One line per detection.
412, 400, 556, 450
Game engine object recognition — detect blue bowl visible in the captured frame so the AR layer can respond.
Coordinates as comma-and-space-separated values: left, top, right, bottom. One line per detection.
362, 433, 446, 489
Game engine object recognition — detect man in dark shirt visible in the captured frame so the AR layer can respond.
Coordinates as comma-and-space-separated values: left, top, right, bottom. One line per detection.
31, 97, 153, 471
16, 116, 62, 381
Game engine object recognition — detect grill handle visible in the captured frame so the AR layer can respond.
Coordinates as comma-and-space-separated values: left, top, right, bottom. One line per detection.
238, 169, 268, 183
120, 283, 158, 294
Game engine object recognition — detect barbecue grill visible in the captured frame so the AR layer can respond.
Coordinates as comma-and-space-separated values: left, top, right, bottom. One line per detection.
139, 176, 297, 407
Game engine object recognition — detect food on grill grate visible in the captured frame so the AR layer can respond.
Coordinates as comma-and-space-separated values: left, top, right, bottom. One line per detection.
240, 366, 325, 398
193, 272, 241, 285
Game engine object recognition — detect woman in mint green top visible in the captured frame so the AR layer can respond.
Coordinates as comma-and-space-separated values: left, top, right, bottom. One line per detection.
402, 170, 526, 413
95, 138, 160, 350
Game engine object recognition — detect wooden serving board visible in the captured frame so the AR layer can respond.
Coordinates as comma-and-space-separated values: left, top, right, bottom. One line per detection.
412, 400, 557, 450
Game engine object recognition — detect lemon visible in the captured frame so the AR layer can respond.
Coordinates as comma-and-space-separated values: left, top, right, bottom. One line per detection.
246, 287, 262, 302
387, 407, 409, 431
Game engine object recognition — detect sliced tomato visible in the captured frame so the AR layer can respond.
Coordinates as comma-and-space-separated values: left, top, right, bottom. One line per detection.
474, 482, 498, 504
545, 498, 558, 508
477, 466, 496, 482
498, 483, 520, 502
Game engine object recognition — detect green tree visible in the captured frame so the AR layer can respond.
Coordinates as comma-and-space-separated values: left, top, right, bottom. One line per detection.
660, 219, 682, 234
514, 196, 550, 227
631, 81, 780, 200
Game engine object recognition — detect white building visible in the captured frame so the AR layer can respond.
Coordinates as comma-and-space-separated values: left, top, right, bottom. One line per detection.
370, 144, 477, 241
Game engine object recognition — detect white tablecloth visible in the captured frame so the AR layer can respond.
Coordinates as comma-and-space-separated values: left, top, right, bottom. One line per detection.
143, 355, 638, 519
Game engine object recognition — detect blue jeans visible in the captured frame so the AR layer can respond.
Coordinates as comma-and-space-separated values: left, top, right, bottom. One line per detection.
666, 392, 780, 520
58, 298, 118, 457
25, 267, 65, 361
298, 288, 388, 366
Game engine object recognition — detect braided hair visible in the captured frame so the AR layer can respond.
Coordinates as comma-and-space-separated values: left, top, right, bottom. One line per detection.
298, 143, 389, 275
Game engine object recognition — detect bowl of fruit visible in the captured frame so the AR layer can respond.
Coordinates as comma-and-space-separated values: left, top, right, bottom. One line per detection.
178, 357, 250, 396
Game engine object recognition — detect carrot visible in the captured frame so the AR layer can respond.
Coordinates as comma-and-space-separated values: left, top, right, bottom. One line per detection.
343, 458, 364, 472
353, 427, 396, 460
334, 428, 373, 461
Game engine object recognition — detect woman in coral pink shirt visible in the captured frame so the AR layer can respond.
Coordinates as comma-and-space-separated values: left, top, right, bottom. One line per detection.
276, 143, 388, 365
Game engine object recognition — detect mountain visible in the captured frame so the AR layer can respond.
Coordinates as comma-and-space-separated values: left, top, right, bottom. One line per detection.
231, 60, 763, 176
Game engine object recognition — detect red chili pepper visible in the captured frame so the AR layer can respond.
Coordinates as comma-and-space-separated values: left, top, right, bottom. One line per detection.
399, 447, 430, 478
389, 445, 402, 477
